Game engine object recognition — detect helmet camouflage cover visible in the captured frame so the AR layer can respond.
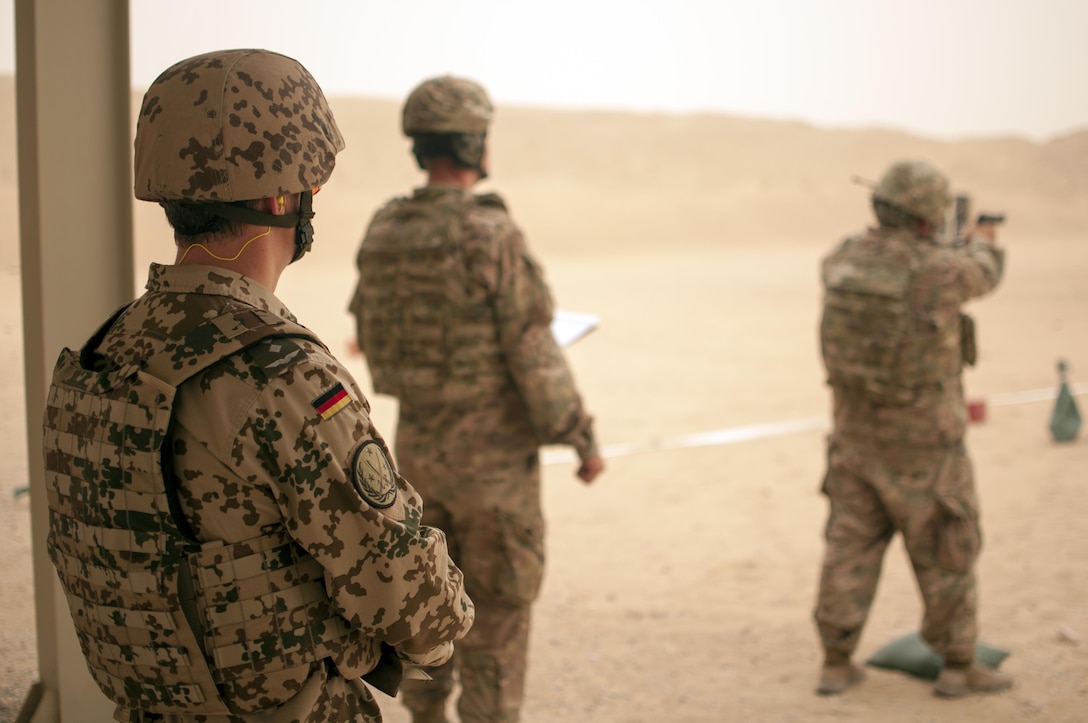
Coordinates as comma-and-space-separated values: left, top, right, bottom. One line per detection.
401, 75, 493, 137
134, 49, 345, 202
871, 160, 951, 227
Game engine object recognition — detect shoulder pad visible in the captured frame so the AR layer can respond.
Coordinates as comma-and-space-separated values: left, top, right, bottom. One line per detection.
474, 192, 508, 211
244, 336, 313, 378
143, 308, 321, 386
373, 196, 409, 218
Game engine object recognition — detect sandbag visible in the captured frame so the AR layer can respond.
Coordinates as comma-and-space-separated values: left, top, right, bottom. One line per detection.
866, 631, 1009, 681
1049, 359, 1082, 443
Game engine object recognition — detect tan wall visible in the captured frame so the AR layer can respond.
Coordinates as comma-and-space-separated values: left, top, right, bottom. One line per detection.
16, 1, 133, 720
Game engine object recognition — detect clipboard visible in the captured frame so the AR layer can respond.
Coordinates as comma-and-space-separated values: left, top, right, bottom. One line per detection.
550, 310, 599, 348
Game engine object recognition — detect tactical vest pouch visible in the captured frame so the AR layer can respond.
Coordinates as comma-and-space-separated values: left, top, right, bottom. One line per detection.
45, 307, 350, 715
190, 528, 353, 691
960, 312, 977, 367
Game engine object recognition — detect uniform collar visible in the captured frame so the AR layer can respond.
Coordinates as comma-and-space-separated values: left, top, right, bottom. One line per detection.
414, 184, 471, 201
145, 263, 297, 321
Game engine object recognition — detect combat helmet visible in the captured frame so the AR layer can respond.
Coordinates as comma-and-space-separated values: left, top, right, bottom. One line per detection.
134, 49, 346, 260
871, 160, 951, 228
401, 75, 493, 137
402, 76, 492, 176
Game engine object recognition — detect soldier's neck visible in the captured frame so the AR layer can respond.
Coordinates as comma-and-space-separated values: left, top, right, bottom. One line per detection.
174, 226, 292, 292
426, 163, 480, 189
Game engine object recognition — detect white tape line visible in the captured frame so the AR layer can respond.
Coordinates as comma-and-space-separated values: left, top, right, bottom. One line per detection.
542, 382, 1087, 465
988, 381, 1088, 407
657, 417, 827, 449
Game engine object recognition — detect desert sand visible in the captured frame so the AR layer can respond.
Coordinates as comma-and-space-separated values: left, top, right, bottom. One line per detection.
1, 78, 1086, 721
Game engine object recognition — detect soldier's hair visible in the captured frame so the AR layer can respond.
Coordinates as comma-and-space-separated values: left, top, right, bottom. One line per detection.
872, 198, 924, 229
410, 132, 486, 171
160, 200, 253, 242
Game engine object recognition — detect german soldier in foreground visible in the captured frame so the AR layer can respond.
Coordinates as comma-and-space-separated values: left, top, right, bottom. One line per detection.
814, 159, 1011, 698
43, 49, 473, 722
349, 76, 605, 722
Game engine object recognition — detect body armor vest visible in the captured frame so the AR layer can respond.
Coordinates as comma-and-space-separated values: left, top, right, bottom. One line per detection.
356, 192, 509, 406
44, 304, 354, 716
820, 230, 962, 402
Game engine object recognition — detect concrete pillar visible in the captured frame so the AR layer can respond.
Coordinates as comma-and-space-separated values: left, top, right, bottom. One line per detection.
15, 1, 133, 720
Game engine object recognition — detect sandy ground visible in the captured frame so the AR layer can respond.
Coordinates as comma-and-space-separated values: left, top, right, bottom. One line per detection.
1, 85, 1086, 721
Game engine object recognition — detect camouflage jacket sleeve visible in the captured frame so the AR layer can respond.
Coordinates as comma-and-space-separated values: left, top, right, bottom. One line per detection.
466, 200, 598, 460
913, 240, 1005, 311
952, 238, 1005, 301
346, 201, 395, 353
346, 282, 367, 354
175, 338, 473, 670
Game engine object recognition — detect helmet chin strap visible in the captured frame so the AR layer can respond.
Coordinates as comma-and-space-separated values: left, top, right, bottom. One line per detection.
192, 190, 316, 262
290, 191, 315, 262
454, 133, 487, 180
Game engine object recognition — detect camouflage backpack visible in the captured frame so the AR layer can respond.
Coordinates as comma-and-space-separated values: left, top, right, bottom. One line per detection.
820, 229, 924, 402
354, 191, 519, 406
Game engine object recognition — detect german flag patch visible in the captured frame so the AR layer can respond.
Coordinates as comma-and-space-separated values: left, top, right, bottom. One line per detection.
312, 382, 352, 420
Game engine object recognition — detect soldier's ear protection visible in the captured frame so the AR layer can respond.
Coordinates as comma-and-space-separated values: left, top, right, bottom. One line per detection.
276, 195, 285, 212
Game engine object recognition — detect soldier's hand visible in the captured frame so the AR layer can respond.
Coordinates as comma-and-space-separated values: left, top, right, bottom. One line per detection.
577, 455, 605, 484
971, 222, 999, 244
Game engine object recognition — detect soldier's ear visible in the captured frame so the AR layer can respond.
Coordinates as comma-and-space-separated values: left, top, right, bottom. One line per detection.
258, 195, 287, 215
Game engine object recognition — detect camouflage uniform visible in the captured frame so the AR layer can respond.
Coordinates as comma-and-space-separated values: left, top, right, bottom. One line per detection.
349, 80, 597, 722
44, 50, 474, 722
814, 161, 1005, 669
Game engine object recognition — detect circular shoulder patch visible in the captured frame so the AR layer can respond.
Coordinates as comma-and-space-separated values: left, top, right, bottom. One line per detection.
351, 440, 398, 509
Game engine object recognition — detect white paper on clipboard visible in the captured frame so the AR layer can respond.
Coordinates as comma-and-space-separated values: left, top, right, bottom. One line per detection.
550, 310, 599, 348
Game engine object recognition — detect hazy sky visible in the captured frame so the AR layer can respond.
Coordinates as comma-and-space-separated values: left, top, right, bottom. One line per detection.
3, 0, 1087, 141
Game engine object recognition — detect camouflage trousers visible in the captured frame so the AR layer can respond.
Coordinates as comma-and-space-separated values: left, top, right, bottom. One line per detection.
397, 436, 545, 723
814, 435, 982, 666
401, 589, 532, 723
400, 495, 539, 721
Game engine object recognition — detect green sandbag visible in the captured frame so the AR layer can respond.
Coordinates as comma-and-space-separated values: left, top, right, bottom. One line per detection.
866, 631, 1009, 681
1050, 360, 1082, 443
